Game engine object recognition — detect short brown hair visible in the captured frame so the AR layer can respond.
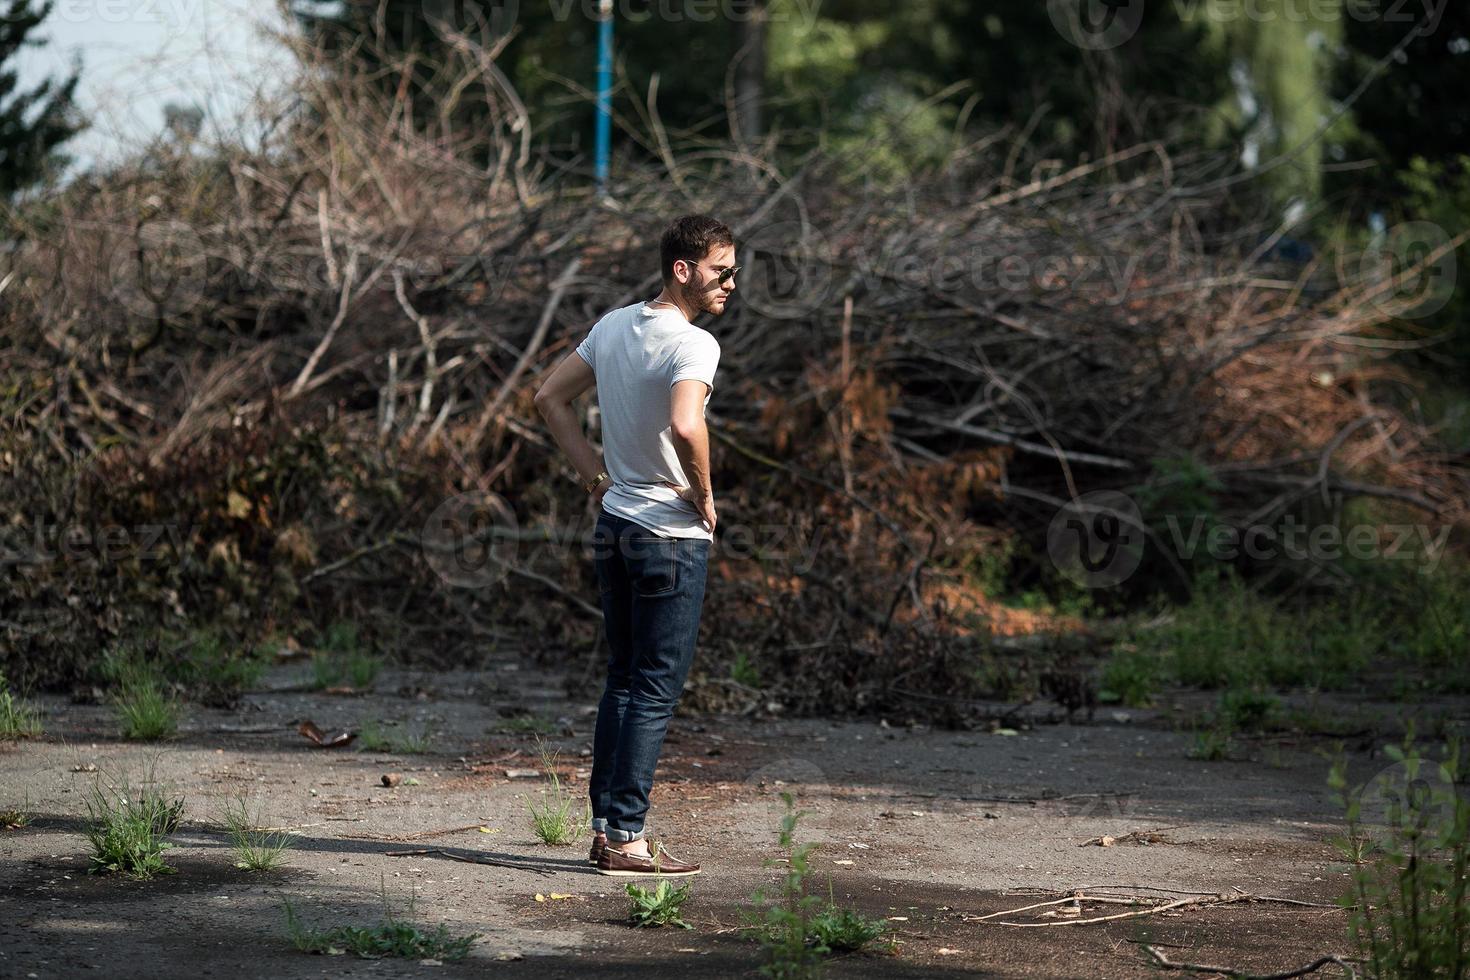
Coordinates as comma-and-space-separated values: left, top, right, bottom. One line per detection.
660, 214, 734, 283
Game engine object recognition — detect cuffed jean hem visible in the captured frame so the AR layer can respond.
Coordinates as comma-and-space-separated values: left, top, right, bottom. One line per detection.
591, 817, 607, 833
606, 827, 646, 843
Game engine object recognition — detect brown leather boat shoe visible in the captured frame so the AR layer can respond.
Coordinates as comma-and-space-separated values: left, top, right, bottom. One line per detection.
596, 840, 701, 877
588, 831, 607, 865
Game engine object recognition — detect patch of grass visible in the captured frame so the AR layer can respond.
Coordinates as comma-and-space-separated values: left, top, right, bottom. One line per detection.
0, 672, 42, 740
626, 879, 694, 929
171, 630, 269, 708
807, 881, 890, 954
1187, 725, 1233, 762
218, 792, 293, 871
1, 794, 31, 829
307, 620, 382, 691
493, 713, 557, 736
322, 619, 362, 655
527, 741, 590, 846
282, 884, 480, 961
1217, 686, 1279, 732
310, 650, 382, 691
113, 678, 180, 741
357, 720, 434, 755
1098, 645, 1160, 707
1398, 560, 1470, 685
83, 767, 184, 878
1329, 729, 1469, 977
102, 646, 181, 741
1133, 568, 1376, 691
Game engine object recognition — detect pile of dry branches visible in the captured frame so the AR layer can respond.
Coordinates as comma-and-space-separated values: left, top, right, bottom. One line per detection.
1, 23, 1464, 707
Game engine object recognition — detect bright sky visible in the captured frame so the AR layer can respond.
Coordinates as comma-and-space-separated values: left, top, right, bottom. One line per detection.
13, 0, 295, 176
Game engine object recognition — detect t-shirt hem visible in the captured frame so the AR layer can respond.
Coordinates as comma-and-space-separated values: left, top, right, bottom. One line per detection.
601, 498, 713, 542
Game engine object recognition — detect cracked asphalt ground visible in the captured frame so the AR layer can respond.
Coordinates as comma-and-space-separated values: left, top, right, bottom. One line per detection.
4, 660, 1462, 978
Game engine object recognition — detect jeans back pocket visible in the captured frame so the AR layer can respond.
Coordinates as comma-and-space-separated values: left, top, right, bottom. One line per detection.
628, 534, 678, 597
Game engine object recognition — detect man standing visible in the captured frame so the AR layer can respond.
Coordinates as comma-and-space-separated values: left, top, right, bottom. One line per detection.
534, 215, 738, 876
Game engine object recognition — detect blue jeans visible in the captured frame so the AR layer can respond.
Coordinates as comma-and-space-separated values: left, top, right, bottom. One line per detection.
588, 510, 710, 841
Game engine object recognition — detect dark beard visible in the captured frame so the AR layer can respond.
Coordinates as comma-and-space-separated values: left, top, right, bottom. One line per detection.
679, 275, 722, 317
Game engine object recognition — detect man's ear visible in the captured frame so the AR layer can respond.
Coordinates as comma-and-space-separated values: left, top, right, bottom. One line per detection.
673, 258, 690, 284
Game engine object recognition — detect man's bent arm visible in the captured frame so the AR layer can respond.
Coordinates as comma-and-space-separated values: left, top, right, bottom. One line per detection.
534, 350, 605, 488
673, 379, 711, 499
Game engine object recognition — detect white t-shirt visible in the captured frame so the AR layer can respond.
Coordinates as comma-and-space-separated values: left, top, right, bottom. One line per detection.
575, 301, 721, 540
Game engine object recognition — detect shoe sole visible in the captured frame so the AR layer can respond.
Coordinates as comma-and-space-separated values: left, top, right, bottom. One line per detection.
595, 866, 701, 877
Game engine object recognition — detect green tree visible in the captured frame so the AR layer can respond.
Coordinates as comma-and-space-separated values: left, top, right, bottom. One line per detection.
0, 0, 82, 198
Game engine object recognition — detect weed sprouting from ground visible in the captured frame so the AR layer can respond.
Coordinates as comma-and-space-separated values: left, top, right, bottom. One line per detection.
357, 720, 435, 754
743, 793, 829, 979
1, 793, 31, 829
0, 672, 42, 740
282, 880, 480, 960
218, 792, 294, 871
626, 879, 694, 929
527, 740, 590, 846
84, 764, 184, 878
740, 793, 893, 977
103, 648, 180, 741
494, 713, 557, 736
808, 879, 891, 954
1330, 729, 1469, 978
309, 621, 382, 691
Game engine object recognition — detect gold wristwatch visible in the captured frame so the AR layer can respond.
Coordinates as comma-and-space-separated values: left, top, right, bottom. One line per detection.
584, 470, 610, 494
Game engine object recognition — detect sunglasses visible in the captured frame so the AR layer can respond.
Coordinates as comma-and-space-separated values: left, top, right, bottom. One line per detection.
680, 259, 741, 286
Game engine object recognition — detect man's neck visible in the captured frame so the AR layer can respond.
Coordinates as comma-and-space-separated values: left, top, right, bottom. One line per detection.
648, 288, 697, 323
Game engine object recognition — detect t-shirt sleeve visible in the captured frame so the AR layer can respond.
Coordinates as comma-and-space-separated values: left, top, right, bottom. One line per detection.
670, 333, 720, 392
574, 321, 597, 371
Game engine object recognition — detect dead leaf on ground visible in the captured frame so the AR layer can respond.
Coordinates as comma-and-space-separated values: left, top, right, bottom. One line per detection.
298, 720, 356, 748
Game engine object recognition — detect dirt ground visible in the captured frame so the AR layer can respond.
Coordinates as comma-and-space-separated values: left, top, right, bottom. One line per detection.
3, 658, 1464, 979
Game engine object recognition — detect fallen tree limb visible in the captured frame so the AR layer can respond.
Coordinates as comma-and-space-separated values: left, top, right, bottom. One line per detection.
1143, 945, 1362, 979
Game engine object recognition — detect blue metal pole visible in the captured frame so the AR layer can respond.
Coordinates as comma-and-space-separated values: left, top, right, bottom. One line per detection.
595, 0, 613, 194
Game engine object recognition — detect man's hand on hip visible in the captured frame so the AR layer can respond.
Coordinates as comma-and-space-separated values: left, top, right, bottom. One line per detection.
661, 481, 716, 532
